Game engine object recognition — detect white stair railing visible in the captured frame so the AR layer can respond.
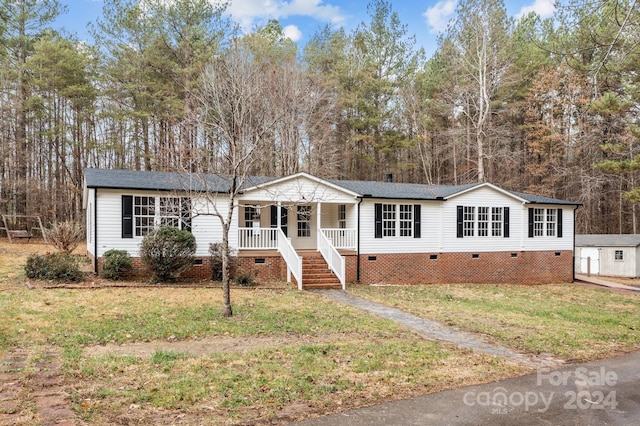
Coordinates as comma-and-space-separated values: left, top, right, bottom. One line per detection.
318, 230, 346, 289
276, 229, 303, 290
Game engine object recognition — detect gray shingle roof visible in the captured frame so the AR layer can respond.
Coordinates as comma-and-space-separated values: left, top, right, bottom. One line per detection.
508, 190, 578, 206
83, 168, 275, 193
329, 179, 480, 200
576, 234, 640, 248
84, 168, 579, 205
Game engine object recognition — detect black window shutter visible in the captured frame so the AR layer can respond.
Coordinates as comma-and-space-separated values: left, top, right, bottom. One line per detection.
281, 207, 288, 237
456, 206, 463, 238
374, 203, 382, 238
503, 207, 510, 238
557, 208, 563, 238
122, 195, 133, 238
528, 208, 534, 238
413, 204, 421, 238
270, 205, 278, 227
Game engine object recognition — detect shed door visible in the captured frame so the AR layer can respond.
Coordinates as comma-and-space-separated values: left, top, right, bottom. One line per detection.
580, 248, 600, 275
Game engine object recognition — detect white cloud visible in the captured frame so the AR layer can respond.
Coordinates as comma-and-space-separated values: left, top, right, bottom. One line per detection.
283, 24, 302, 41
225, 0, 346, 33
516, 0, 556, 19
423, 0, 456, 34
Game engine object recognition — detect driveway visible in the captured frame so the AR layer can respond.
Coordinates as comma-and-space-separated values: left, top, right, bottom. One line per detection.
295, 349, 640, 425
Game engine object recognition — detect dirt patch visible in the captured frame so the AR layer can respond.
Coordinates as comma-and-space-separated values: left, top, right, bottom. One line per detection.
85, 332, 364, 358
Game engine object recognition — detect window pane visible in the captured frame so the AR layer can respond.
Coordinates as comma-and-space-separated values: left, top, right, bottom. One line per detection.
134, 196, 155, 236
491, 207, 503, 237
244, 205, 260, 228
160, 197, 181, 229
546, 209, 556, 237
463, 206, 475, 237
399, 204, 412, 237
338, 204, 347, 229
297, 206, 311, 237
478, 207, 489, 236
534, 208, 544, 237
382, 204, 396, 237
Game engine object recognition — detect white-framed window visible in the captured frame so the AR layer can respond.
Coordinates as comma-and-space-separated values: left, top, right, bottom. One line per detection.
399, 204, 413, 237
491, 207, 503, 237
478, 207, 489, 237
338, 204, 347, 229
160, 197, 181, 228
134, 196, 155, 236
458, 205, 507, 238
129, 196, 192, 237
463, 206, 475, 237
615, 250, 624, 261
244, 205, 260, 227
297, 205, 311, 237
529, 208, 562, 238
546, 209, 557, 237
375, 203, 420, 239
383, 204, 397, 237
533, 208, 545, 237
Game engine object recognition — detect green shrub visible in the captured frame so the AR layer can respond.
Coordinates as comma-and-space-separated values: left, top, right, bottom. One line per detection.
140, 226, 197, 282
25, 252, 84, 282
100, 249, 132, 280
24, 254, 50, 279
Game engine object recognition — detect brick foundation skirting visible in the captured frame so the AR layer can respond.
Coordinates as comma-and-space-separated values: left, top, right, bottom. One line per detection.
356, 251, 574, 285
93, 250, 573, 285
95, 256, 214, 281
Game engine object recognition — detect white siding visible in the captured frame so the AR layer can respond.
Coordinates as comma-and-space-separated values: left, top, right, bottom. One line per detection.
359, 198, 439, 254
85, 189, 95, 256
242, 175, 357, 204
360, 186, 575, 254
191, 197, 237, 256
95, 189, 235, 258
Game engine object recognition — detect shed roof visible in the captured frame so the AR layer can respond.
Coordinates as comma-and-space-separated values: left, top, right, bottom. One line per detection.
83, 168, 579, 205
576, 234, 640, 248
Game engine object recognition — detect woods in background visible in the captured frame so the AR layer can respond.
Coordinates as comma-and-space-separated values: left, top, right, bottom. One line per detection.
0, 0, 638, 234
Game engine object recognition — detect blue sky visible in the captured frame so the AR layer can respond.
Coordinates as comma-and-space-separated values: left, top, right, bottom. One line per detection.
54, 0, 556, 56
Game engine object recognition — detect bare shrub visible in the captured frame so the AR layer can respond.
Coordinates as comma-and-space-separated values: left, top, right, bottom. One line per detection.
45, 221, 85, 253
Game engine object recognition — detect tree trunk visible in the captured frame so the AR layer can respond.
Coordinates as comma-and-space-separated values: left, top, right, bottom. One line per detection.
221, 227, 233, 317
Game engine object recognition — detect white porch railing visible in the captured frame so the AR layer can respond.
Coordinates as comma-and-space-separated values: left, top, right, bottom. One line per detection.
276, 228, 303, 290
237, 227, 278, 249
321, 228, 356, 249
318, 230, 346, 289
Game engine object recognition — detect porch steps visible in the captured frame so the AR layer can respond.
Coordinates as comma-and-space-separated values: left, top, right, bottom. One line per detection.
301, 255, 342, 290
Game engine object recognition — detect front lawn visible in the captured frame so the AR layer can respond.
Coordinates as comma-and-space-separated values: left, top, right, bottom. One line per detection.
350, 283, 640, 361
0, 243, 525, 425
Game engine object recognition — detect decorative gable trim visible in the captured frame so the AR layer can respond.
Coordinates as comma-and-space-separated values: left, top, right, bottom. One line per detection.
242, 172, 361, 198
445, 182, 528, 203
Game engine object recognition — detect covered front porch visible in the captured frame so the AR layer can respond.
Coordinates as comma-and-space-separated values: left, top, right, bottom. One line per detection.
236, 202, 357, 289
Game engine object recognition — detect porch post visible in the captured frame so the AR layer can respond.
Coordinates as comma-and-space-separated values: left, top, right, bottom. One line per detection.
316, 202, 322, 244
277, 201, 281, 229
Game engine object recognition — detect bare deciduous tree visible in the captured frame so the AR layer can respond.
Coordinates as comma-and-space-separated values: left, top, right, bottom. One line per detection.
193, 39, 281, 317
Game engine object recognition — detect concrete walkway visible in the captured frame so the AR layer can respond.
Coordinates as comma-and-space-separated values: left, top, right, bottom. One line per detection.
575, 274, 640, 292
319, 290, 559, 368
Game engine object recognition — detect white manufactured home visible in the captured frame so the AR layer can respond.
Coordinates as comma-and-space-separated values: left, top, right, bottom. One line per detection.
83, 168, 580, 288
